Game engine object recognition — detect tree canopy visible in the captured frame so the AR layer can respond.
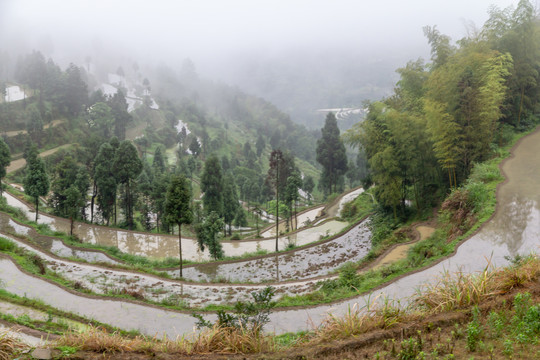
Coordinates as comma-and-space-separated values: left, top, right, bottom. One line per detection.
316, 112, 348, 195
164, 174, 193, 277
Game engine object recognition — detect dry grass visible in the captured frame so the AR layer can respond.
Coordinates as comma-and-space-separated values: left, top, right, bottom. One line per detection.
55, 324, 274, 355
309, 256, 540, 346
415, 266, 500, 312
494, 254, 540, 291
416, 255, 540, 313
0, 330, 27, 360
56, 327, 148, 353
187, 325, 274, 354
309, 296, 415, 344
53, 257, 540, 356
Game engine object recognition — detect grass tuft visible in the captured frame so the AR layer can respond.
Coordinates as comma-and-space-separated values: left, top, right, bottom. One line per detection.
55, 324, 275, 355
0, 330, 26, 360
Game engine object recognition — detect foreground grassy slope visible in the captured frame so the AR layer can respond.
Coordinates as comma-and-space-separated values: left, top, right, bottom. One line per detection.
3, 255, 540, 359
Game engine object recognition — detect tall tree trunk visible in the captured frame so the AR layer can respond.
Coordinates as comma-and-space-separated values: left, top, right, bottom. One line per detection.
256, 212, 259, 237
178, 223, 183, 278
517, 85, 525, 127
294, 200, 298, 230
126, 182, 131, 229
91, 182, 97, 223
35, 197, 39, 223
275, 168, 279, 252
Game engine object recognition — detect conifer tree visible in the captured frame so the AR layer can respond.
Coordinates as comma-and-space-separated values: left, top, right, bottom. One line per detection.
164, 175, 193, 277
222, 173, 240, 236
201, 154, 223, 216
0, 137, 10, 195
94, 142, 117, 225
113, 140, 143, 229
267, 149, 284, 251
23, 152, 49, 223
316, 112, 348, 195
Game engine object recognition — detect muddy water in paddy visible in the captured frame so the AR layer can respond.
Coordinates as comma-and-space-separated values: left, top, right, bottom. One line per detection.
260, 206, 324, 238
0, 231, 319, 308
0, 257, 203, 338
0, 213, 119, 265
3, 193, 350, 261
4, 122, 539, 336
268, 128, 540, 334
0, 202, 368, 284
0, 215, 370, 306
177, 219, 371, 282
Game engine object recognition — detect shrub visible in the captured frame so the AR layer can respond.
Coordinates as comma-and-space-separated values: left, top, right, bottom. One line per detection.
0, 238, 15, 252
467, 162, 502, 184
440, 189, 476, 239
193, 286, 276, 334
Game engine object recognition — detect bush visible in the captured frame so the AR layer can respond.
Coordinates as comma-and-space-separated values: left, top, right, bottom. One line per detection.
0, 238, 15, 252
369, 210, 396, 247
193, 286, 276, 334
468, 162, 502, 184
440, 189, 476, 239
464, 182, 489, 213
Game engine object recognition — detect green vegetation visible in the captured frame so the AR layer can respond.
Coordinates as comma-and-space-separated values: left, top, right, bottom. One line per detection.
339, 190, 375, 222
344, 0, 540, 223
316, 112, 348, 195
276, 142, 511, 308
0, 138, 10, 195
22, 146, 49, 223
1, 252, 535, 359
193, 286, 275, 333
1, 2, 540, 358
164, 174, 193, 277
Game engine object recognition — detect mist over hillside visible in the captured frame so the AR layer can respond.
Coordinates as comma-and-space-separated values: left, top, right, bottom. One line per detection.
0, 0, 518, 130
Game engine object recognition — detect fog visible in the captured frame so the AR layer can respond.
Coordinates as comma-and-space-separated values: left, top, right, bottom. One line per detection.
0, 0, 524, 126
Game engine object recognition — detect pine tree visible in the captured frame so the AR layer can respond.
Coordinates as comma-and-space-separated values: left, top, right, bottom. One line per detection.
267, 149, 284, 251
0, 137, 11, 195
23, 152, 49, 223
222, 173, 240, 236
164, 175, 193, 277
152, 146, 166, 174
113, 140, 143, 229
94, 142, 117, 225
201, 154, 223, 216
316, 112, 348, 195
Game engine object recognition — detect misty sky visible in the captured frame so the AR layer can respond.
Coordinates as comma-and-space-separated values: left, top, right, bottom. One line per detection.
1, 0, 524, 71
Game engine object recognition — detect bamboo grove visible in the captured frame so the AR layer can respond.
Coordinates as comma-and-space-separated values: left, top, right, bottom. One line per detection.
344, 0, 540, 219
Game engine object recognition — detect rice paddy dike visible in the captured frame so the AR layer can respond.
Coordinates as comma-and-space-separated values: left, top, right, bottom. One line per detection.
0, 186, 375, 336
0, 126, 538, 346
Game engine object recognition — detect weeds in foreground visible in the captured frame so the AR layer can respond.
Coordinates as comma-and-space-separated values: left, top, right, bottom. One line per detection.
368, 290, 540, 359
310, 295, 413, 344
415, 264, 500, 313
416, 255, 540, 313
56, 327, 147, 353
55, 324, 275, 355
0, 330, 26, 360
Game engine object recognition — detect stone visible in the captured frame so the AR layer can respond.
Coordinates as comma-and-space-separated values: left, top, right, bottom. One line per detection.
31, 348, 52, 360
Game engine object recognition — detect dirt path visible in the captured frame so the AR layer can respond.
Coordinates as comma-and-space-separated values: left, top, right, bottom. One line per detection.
267, 126, 540, 335
370, 224, 435, 271
2, 119, 64, 138
7, 144, 73, 174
